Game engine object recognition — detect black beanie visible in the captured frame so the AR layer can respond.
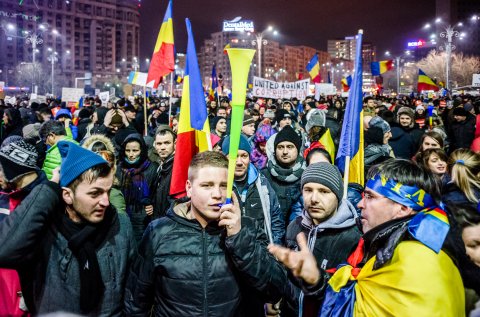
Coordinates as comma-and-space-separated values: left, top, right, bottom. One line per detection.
275, 109, 291, 124
452, 106, 468, 117
274, 125, 302, 152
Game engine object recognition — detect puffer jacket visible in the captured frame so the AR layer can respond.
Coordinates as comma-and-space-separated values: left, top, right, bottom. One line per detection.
42, 136, 78, 180
0, 182, 138, 316
124, 200, 287, 317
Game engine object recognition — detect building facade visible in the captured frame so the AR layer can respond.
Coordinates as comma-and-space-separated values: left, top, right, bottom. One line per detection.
0, 0, 140, 94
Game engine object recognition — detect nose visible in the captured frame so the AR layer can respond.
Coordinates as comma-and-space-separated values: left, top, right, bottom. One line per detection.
99, 192, 110, 207
357, 196, 365, 210
211, 185, 222, 199
310, 191, 319, 204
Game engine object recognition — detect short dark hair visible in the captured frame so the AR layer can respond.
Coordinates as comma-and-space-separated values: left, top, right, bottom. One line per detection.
306, 147, 332, 165
367, 159, 441, 203
155, 125, 177, 141
188, 151, 228, 181
68, 163, 112, 192
39, 120, 66, 140
216, 106, 227, 114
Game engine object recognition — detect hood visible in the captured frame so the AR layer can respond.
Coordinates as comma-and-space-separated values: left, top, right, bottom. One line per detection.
119, 133, 148, 167
82, 133, 115, 153
54, 108, 72, 120
302, 198, 357, 231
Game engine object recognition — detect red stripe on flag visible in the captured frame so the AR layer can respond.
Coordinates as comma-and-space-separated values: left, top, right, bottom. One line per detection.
169, 130, 199, 198
147, 43, 175, 88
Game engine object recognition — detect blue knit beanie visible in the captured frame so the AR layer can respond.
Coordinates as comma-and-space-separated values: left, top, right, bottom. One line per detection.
58, 141, 108, 187
221, 134, 252, 155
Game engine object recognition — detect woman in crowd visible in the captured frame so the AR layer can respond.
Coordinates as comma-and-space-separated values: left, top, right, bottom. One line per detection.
251, 124, 275, 170
442, 149, 480, 210
415, 130, 445, 159
416, 148, 449, 181
117, 133, 159, 242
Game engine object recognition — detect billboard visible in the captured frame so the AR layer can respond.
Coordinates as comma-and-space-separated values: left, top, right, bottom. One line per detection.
223, 17, 254, 32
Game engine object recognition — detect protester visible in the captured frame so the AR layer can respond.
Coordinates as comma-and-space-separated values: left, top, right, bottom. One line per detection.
0, 141, 137, 316
262, 125, 305, 223
280, 163, 361, 317
151, 125, 176, 218
415, 148, 449, 181
39, 120, 79, 180
124, 151, 287, 316
270, 159, 465, 316
117, 133, 158, 242
222, 134, 285, 244
450, 106, 476, 151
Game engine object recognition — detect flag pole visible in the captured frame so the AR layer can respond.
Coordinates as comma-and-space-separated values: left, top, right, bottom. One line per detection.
143, 85, 148, 136
169, 72, 174, 124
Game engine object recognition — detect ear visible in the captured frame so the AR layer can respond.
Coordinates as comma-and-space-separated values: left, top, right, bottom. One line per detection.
62, 187, 74, 205
396, 204, 415, 218
186, 179, 193, 198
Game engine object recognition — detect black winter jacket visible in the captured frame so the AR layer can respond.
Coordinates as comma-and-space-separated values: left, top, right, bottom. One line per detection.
124, 201, 287, 317
152, 154, 174, 218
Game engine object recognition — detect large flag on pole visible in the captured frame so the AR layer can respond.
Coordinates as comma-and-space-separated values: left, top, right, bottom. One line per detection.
146, 0, 175, 88
370, 60, 393, 76
169, 18, 211, 198
341, 75, 353, 92
417, 69, 439, 92
208, 64, 218, 101
306, 53, 321, 83
336, 30, 365, 189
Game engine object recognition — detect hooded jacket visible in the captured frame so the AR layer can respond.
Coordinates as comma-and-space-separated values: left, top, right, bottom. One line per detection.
284, 199, 361, 317
124, 200, 287, 317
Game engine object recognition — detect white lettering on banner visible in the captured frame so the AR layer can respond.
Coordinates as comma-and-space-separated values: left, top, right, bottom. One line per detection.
252, 77, 310, 100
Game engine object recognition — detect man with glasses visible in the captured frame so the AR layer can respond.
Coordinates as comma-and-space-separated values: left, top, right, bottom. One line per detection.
39, 120, 78, 180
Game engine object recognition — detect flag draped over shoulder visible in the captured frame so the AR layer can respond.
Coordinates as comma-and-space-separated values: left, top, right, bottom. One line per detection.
147, 0, 175, 88
306, 53, 321, 83
417, 69, 439, 92
370, 60, 393, 76
336, 31, 364, 187
169, 18, 211, 198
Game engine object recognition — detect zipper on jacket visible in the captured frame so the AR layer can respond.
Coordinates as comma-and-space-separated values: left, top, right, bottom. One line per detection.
202, 229, 208, 317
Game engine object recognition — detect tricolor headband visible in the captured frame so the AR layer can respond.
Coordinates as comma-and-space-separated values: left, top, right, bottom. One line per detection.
366, 174, 436, 211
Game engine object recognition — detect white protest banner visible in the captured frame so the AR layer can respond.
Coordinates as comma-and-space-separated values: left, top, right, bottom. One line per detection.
95, 89, 100, 96
5, 96, 16, 105
314, 83, 336, 99
0, 81, 5, 90
252, 77, 310, 100
473, 74, 480, 87
61, 87, 84, 103
99, 91, 110, 105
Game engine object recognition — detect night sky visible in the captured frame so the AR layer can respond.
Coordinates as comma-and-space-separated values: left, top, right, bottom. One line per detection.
139, 0, 437, 59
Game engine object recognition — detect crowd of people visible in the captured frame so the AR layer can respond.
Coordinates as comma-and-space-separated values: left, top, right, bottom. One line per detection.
0, 91, 479, 316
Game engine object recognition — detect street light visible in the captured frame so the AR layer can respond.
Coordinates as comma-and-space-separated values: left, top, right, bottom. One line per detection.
439, 25, 459, 91
47, 48, 58, 95
251, 26, 278, 77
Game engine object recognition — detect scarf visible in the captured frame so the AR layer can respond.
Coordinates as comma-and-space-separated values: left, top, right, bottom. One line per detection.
52, 205, 117, 314
121, 160, 152, 214
267, 156, 305, 183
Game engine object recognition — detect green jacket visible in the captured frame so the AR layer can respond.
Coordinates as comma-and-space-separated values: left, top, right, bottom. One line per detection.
42, 136, 78, 180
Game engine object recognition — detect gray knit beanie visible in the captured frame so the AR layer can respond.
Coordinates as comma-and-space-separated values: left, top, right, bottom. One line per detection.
301, 162, 344, 201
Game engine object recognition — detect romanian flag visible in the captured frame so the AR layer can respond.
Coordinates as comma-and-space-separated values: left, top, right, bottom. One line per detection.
146, 0, 175, 88
306, 53, 321, 83
208, 64, 218, 101
174, 74, 183, 83
336, 30, 364, 188
170, 18, 211, 198
370, 60, 393, 76
341, 75, 353, 92
417, 69, 439, 92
